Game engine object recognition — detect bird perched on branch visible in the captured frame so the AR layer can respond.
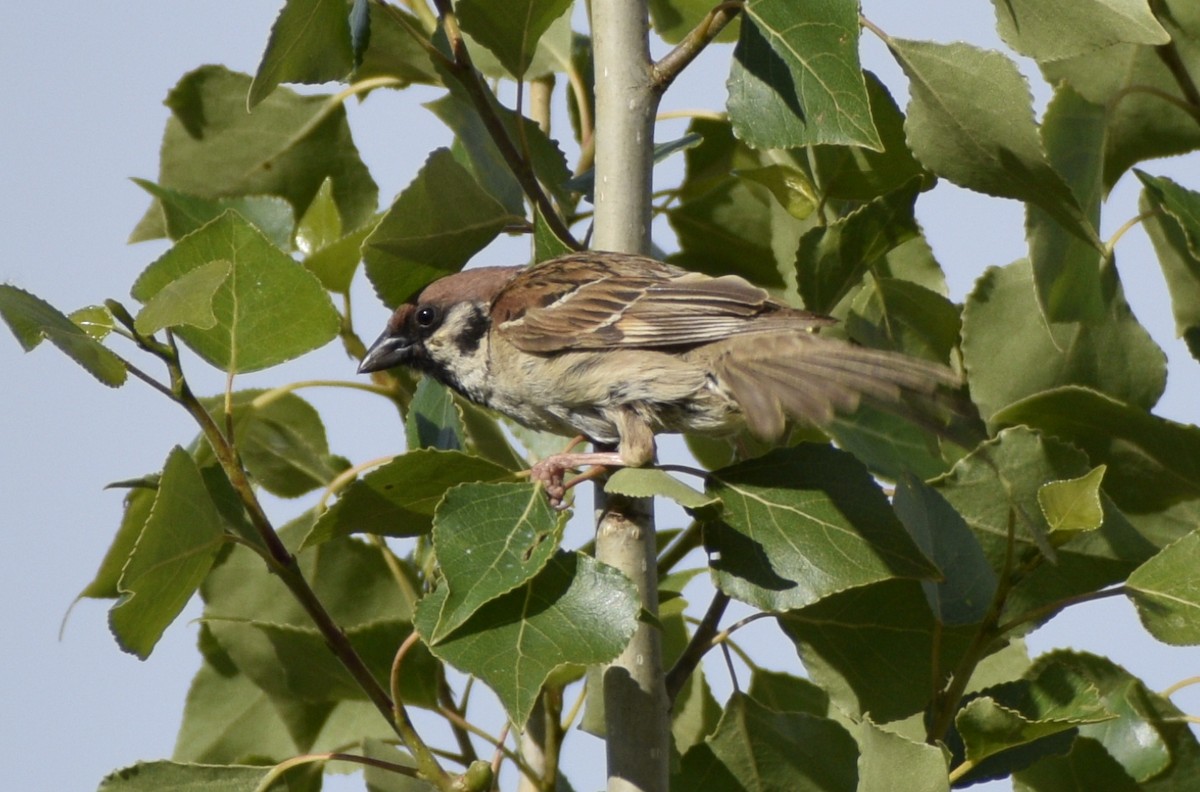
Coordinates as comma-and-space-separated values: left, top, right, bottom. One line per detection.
359, 252, 966, 504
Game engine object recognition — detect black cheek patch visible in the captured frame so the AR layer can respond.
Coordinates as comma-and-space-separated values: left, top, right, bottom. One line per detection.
454, 305, 491, 356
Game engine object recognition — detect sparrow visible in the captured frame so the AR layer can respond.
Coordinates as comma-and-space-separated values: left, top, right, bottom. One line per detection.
358, 252, 965, 502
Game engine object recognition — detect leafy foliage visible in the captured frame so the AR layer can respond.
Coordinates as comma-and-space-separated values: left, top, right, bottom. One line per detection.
6, 1, 1200, 790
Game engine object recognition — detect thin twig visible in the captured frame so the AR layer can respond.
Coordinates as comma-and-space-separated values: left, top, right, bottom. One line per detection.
1163, 675, 1200, 699
665, 591, 730, 703
427, 0, 581, 250
995, 586, 1128, 635
106, 302, 452, 789
253, 751, 422, 792
1106, 209, 1159, 258
438, 673, 481, 766
652, 1, 743, 93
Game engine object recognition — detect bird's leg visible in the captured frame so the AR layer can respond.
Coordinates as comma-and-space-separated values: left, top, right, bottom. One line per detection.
529, 450, 627, 509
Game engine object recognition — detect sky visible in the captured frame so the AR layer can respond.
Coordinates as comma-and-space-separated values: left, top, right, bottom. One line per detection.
1, 3, 1197, 791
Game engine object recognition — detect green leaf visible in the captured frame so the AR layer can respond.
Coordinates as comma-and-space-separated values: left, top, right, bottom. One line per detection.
79, 486, 157, 600
68, 304, 115, 340
888, 39, 1098, 249
353, 2, 442, 88
728, 0, 881, 150
305, 449, 515, 547
1038, 465, 1107, 540
456, 0, 572, 78
649, 0, 740, 44
935, 426, 1163, 623
794, 182, 920, 314
133, 66, 377, 238
202, 526, 438, 709
604, 467, 716, 510
1138, 171, 1200, 359
809, 71, 928, 202
207, 518, 420, 627
0, 285, 127, 387
430, 482, 564, 643
226, 618, 436, 706
133, 178, 296, 250
406, 377, 466, 451
296, 179, 382, 294
533, 206, 577, 261
993, 0, 1168, 61
250, 0, 354, 108
305, 217, 381, 295
674, 693, 859, 792
953, 661, 1114, 777
734, 164, 816, 220
845, 277, 961, 363
1028, 84, 1107, 322
109, 447, 226, 659
991, 387, 1200, 514
894, 475, 996, 626
195, 390, 344, 499
856, 718, 949, 792
1041, 3, 1200, 190
1015, 737, 1141, 792
425, 96, 523, 216
134, 259, 230, 334
415, 551, 639, 725
960, 259, 1166, 420
294, 177, 342, 255
363, 148, 515, 307
779, 579, 977, 721
747, 669, 829, 717
429, 74, 573, 207
173, 660, 306, 763
97, 761, 269, 791
132, 211, 340, 372
668, 118, 786, 288
1127, 529, 1200, 645
1017, 651, 1173, 784
705, 445, 937, 612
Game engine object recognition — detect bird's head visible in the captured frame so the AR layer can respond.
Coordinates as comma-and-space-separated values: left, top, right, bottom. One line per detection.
357, 266, 519, 376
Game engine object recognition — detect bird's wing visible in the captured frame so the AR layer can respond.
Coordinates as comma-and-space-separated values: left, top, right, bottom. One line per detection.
492, 252, 834, 353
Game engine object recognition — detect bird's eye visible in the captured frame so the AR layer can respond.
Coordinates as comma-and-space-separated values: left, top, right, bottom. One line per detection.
415, 305, 439, 328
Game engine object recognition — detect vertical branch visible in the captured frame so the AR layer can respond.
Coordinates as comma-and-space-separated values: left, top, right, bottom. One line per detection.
590, 2, 669, 792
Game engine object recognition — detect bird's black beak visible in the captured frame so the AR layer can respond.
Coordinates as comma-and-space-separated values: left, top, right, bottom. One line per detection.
358, 331, 413, 374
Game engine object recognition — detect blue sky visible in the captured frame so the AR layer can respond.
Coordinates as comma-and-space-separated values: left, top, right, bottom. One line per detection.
2, 3, 1197, 791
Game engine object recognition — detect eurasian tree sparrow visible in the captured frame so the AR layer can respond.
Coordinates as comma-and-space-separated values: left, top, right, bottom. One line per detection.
359, 252, 964, 501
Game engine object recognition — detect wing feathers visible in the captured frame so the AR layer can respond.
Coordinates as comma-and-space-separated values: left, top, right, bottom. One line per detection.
709, 334, 961, 441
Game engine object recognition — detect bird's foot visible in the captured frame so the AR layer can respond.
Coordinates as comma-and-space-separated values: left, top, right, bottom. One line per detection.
529, 451, 626, 509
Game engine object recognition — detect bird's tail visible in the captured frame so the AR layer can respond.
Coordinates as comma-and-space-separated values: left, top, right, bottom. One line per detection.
712, 333, 980, 446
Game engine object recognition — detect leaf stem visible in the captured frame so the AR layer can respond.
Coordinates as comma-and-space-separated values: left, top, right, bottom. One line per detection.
249, 379, 397, 409
1106, 209, 1159, 258
390, 631, 455, 786
1162, 675, 1200, 698
253, 751, 423, 792
438, 673, 481, 766
947, 758, 976, 785
995, 586, 1128, 635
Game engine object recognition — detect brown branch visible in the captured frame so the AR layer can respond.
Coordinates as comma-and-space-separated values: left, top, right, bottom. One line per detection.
107, 302, 453, 789
1153, 0, 1200, 111
427, 0, 581, 250
665, 590, 729, 703
652, 1, 744, 93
